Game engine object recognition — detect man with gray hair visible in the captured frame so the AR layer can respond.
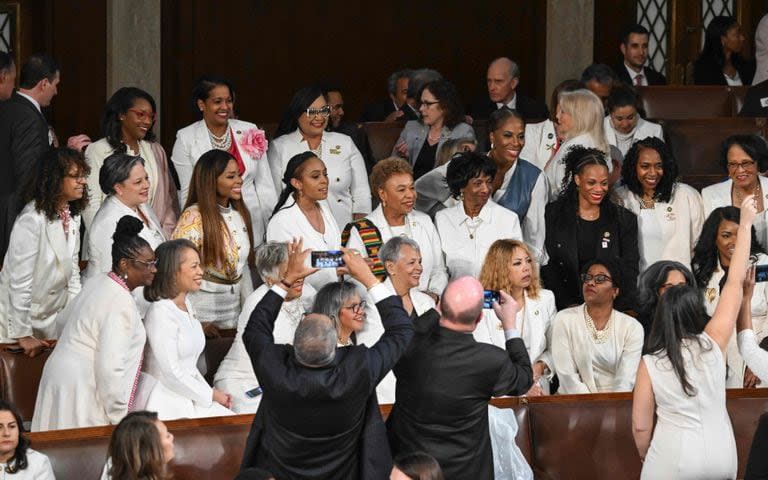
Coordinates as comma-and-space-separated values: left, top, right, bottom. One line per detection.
240, 238, 413, 479
469, 57, 549, 121
387, 276, 533, 480
359, 69, 416, 122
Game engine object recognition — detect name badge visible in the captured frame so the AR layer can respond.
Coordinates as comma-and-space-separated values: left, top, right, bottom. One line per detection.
760, 97, 768, 108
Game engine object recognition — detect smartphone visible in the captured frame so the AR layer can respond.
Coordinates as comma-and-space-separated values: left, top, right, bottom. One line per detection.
311, 250, 345, 269
483, 290, 500, 309
245, 387, 263, 398
756, 264, 768, 283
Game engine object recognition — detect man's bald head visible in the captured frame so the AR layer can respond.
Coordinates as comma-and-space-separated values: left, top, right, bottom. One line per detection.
487, 57, 520, 104
441, 277, 484, 326
293, 313, 337, 367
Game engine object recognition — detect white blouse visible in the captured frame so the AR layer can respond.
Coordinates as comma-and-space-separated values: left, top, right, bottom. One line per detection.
435, 200, 522, 280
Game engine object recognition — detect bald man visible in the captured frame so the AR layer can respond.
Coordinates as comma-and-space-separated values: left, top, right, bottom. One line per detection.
386, 277, 533, 480
468, 57, 549, 121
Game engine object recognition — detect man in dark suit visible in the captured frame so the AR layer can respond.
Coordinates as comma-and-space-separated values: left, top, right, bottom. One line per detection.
739, 79, 768, 116
387, 277, 533, 480
0, 52, 16, 101
240, 240, 414, 479
613, 24, 667, 86
359, 69, 412, 122
468, 57, 549, 121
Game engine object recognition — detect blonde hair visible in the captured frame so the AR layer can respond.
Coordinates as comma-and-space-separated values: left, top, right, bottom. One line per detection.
478, 239, 541, 299
558, 89, 609, 154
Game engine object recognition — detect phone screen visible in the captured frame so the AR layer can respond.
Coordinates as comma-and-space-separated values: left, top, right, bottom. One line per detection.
245, 387, 263, 398
756, 264, 768, 283
483, 290, 500, 309
311, 250, 345, 268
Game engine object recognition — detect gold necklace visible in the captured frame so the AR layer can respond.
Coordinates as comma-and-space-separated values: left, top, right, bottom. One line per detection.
733, 181, 761, 207
584, 304, 612, 344
640, 194, 655, 209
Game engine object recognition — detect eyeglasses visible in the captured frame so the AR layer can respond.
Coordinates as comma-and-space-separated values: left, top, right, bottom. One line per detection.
342, 301, 367, 314
305, 105, 331, 118
580, 273, 612, 284
726, 160, 756, 171
127, 109, 157, 121
132, 258, 158, 269
419, 100, 440, 108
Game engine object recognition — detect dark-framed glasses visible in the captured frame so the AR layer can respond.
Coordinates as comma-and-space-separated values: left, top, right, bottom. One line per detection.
580, 273, 612, 284
305, 105, 331, 118
726, 160, 756, 171
342, 301, 367, 314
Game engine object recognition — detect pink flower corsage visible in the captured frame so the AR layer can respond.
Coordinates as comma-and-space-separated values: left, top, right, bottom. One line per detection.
239, 128, 268, 159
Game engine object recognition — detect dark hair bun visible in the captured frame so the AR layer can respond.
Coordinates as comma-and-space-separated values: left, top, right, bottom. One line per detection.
114, 215, 143, 240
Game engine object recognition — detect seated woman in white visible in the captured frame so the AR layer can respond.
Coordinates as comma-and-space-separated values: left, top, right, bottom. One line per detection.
0, 148, 87, 355
140, 239, 234, 420
267, 152, 343, 291
214, 241, 314, 414
603, 84, 663, 158
32, 217, 156, 431
0, 400, 54, 479
551, 259, 643, 393
478, 239, 556, 395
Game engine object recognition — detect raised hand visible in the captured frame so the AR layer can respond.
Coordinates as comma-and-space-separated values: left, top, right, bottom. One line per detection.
492, 290, 521, 331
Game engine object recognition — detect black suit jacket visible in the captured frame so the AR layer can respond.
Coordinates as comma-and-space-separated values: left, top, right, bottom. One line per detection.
240, 288, 413, 480
469, 93, 549, 121
386, 310, 533, 480
359, 99, 397, 122
614, 64, 667, 86
541, 199, 639, 311
739, 79, 768, 116
0, 92, 50, 261
694, 55, 756, 85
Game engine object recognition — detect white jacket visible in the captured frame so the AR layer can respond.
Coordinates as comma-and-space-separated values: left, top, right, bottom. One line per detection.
701, 175, 768, 249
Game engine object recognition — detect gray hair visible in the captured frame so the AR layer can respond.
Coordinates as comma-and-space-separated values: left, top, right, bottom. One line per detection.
490, 57, 520, 80
436, 136, 477, 167
254, 242, 288, 282
293, 314, 337, 367
407, 68, 443, 99
312, 281, 360, 332
144, 239, 198, 302
378, 236, 421, 275
580, 63, 618, 86
387, 69, 412, 95
99, 153, 145, 195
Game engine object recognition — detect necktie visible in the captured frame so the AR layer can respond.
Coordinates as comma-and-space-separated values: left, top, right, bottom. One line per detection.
634, 74, 644, 86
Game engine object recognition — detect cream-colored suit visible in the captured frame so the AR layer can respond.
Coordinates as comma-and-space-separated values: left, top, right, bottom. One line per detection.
0, 203, 81, 341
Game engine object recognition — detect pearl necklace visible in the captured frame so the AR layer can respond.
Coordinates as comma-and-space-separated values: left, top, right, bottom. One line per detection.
584, 304, 612, 344
208, 126, 232, 151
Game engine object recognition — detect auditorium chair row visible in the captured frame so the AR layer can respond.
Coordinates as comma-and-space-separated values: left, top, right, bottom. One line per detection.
25, 390, 768, 480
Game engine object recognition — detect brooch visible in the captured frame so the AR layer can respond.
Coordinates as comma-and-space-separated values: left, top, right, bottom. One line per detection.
330, 145, 341, 155
705, 288, 717, 304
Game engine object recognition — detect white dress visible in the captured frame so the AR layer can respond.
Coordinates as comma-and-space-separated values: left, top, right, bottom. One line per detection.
267, 200, 342, 291
213, 284, 314, 414
0, 449, 55, 479
641, 333, 737, 479
31, 274, 145, 431
139, 298, 234, 420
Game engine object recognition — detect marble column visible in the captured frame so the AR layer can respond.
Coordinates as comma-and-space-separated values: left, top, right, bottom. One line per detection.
546, 0, 595, 98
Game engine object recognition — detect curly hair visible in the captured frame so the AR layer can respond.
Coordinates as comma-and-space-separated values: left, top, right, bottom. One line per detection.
446, 151, 497, 199
479, 239, 542, 299
557, 145, 610, 200
101, 87, 157, 153
692, 206, 765, 287
420, 80, 465, 128
22, 148, 90, 220
621, 137, 679, 203
370, 157, 413, 200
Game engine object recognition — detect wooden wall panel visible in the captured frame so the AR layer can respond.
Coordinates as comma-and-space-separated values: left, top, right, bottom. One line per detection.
160, 0, 547, 149
593, 0, 636, 68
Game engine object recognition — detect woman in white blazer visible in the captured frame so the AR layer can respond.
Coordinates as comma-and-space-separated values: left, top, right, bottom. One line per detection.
702, 134, 768, 249
603, 85, 663, 158
392, 80, 475, 180
84, 154, 165, 281
344, 157, 447, 297
32, 217, 156, 431
478, 239, 557, 395
615, 137, 704, 272
267, 153, 342, 291
213, 242, 315, 414
172, 76, 277, 245
551, 259, 643, 394
435, 152, 523, 280
0, 400, 55, 478
692, 206, 768, 387
84, 87, 178, 237
268, 85, 370, 229
0, 149, 87, 355
140, 240, 235, 420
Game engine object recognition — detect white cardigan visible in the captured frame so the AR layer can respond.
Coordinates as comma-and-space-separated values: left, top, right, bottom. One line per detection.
171, 119, 277, 245
268, 129, 371, 229
615, 183, 704, 271
0, 202, 81, 341
550, 305, 643, 394
701, 175, 768, 249
345, 205, 448, 295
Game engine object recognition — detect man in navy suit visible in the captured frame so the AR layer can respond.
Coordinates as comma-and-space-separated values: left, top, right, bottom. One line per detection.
468, 57, 549, 121
613, 24, 667, 87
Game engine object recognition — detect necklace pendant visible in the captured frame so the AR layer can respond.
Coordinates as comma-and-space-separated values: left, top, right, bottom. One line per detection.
469, 233, 474, 239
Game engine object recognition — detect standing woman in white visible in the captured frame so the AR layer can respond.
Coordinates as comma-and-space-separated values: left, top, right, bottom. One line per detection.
702, 134, 768, 249
84, 87, 178, 237
268, 85, 371, 229
633, 195, 758, 480
267, 152, 342, 291
615, 137, 704, 272
172, 76, 276, 245
0, 148, 88, 355
140, 239, 234, 420
435, 151, 522, 280
32, 217, 156, 431
172, 149, 254, 334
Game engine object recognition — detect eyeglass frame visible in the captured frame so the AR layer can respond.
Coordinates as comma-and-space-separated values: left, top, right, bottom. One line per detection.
342, 300, 367, 314
580, 273, 613, 285
419, 99, 440, 109
305, 105, 332, 118
131, 258, 158, 269
726, 159, 757, 171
